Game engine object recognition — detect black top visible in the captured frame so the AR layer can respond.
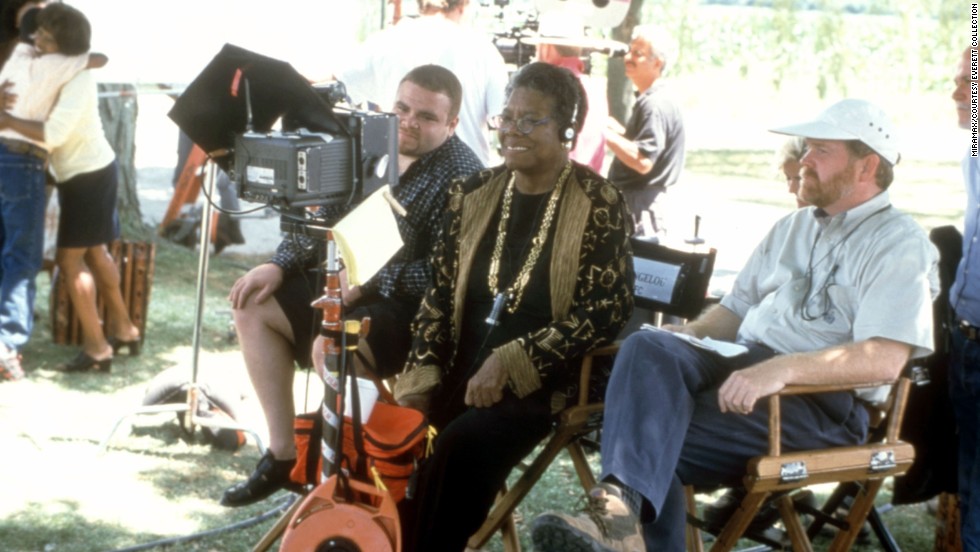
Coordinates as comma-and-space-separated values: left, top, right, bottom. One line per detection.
607, 81, 685, 193
455, 187, 557, 385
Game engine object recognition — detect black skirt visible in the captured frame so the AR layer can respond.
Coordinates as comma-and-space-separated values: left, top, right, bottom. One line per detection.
56, 161, 120, 248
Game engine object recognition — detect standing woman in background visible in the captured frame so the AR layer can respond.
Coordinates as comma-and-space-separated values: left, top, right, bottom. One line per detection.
0, 3, 141, 372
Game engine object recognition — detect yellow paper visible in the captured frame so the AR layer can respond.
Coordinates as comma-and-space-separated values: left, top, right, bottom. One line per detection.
331, 185, 404, 286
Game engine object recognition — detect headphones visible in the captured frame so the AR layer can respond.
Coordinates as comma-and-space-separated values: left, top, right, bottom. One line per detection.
563, 101, 580, 142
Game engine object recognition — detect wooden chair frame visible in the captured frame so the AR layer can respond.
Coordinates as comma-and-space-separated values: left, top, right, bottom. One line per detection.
687, 377, 915, 552
467, 342, 617, 550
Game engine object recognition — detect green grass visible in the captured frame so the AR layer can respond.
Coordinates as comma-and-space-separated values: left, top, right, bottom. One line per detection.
0, 242, 279, 552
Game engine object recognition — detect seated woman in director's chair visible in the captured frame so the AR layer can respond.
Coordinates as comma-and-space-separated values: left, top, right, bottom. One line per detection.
466, 235, 718, 552
388, 61, 635, 552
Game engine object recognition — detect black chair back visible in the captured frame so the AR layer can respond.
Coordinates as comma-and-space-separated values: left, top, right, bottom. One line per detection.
893, 225, 962, 504
630, 238, 717, 320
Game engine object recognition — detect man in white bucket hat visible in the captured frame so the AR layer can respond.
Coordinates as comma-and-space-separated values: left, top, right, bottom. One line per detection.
531, 98, 938, 551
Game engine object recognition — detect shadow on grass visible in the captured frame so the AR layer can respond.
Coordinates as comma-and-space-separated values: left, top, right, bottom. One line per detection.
0, 500, 155, 552
0, 493, 290, 552
1, 431, 289, 551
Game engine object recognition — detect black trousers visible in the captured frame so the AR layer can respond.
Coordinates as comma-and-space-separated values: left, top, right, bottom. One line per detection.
399, 388, 553, 552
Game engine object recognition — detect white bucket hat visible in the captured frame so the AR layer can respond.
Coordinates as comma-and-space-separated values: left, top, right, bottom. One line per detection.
770, 99, 900, 165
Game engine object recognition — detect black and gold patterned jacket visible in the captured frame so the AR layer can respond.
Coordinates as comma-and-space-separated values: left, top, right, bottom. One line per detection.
393, 163, 634, 402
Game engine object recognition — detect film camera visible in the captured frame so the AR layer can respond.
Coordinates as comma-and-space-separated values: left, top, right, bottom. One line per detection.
232, 85, 396, 209
489, 7, 539, 67
169, 44, 397, 218
487, 0, 630, 69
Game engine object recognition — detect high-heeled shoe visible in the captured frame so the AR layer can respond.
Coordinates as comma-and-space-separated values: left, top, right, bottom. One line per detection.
61, 351, 112, 373
108, 336, 141, 357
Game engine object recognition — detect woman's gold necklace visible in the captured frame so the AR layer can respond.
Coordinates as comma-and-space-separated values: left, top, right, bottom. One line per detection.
485, 163, 572, 326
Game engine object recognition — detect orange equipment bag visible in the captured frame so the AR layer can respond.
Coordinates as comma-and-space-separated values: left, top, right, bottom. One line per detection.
290, 401, 429, 503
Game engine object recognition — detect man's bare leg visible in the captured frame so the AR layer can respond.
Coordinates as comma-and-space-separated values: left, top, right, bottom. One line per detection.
221, 297, 300, 506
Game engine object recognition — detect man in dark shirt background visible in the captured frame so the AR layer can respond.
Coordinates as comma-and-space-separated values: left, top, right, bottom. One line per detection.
605, 24, 685, 241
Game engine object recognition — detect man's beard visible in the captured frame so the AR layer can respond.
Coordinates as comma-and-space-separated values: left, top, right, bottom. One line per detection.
800, 163, 855, 209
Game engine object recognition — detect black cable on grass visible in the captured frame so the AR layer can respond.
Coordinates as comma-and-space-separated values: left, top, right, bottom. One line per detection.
108, 492, 298, 552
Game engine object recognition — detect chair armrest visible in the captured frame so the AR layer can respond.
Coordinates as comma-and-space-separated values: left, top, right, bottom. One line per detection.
765, 377, 910, 456
588, 343, 622, 357
777, 380, 896, 396
578, 341, 622, 406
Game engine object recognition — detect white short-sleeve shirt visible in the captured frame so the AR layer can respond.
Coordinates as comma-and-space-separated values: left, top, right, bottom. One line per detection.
334, 16, 508, 166
720, 191, 939, 403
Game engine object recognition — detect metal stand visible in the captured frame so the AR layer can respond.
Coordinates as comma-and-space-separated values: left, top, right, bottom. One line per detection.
99, 158, 264, 454
684, 215, 706, 248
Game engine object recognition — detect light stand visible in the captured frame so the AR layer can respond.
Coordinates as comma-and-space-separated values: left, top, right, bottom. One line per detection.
99, 158, 264, 454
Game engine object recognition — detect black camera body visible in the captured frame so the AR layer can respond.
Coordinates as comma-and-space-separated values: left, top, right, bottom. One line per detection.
234, 109, 396, 208
169, 44, 397, 212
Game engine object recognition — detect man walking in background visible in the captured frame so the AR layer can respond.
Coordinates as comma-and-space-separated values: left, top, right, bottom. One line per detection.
605, 25, 685, 241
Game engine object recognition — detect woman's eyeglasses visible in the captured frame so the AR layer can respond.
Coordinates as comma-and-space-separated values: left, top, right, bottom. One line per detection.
489, 114, 551, 135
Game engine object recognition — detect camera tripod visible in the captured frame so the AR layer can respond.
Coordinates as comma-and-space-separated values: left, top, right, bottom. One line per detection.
99, 158, 264, 454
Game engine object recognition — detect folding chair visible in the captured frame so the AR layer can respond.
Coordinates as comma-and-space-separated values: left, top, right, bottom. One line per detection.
684, 376, 914, 552
685, 225, 959, 552
469, 240, 717, 551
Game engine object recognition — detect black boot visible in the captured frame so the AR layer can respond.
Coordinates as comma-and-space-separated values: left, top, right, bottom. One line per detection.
220, 451, 299, 507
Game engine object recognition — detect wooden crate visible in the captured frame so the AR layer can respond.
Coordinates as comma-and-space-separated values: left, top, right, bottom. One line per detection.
50, 240, 156, 346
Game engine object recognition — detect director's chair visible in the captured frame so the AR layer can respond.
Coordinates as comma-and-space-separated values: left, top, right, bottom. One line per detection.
685, 225, 960, 552
683, 376, 914, 552
469, 240, 717, 551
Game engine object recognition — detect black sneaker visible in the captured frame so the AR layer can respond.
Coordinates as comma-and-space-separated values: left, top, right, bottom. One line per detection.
220, 451, 299, 507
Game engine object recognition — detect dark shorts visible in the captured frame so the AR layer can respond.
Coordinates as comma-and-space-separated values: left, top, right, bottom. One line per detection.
56, 161, 120, 248
273, 270, 418, 376
349, 295, 419, 378
273, 270, 322, 368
